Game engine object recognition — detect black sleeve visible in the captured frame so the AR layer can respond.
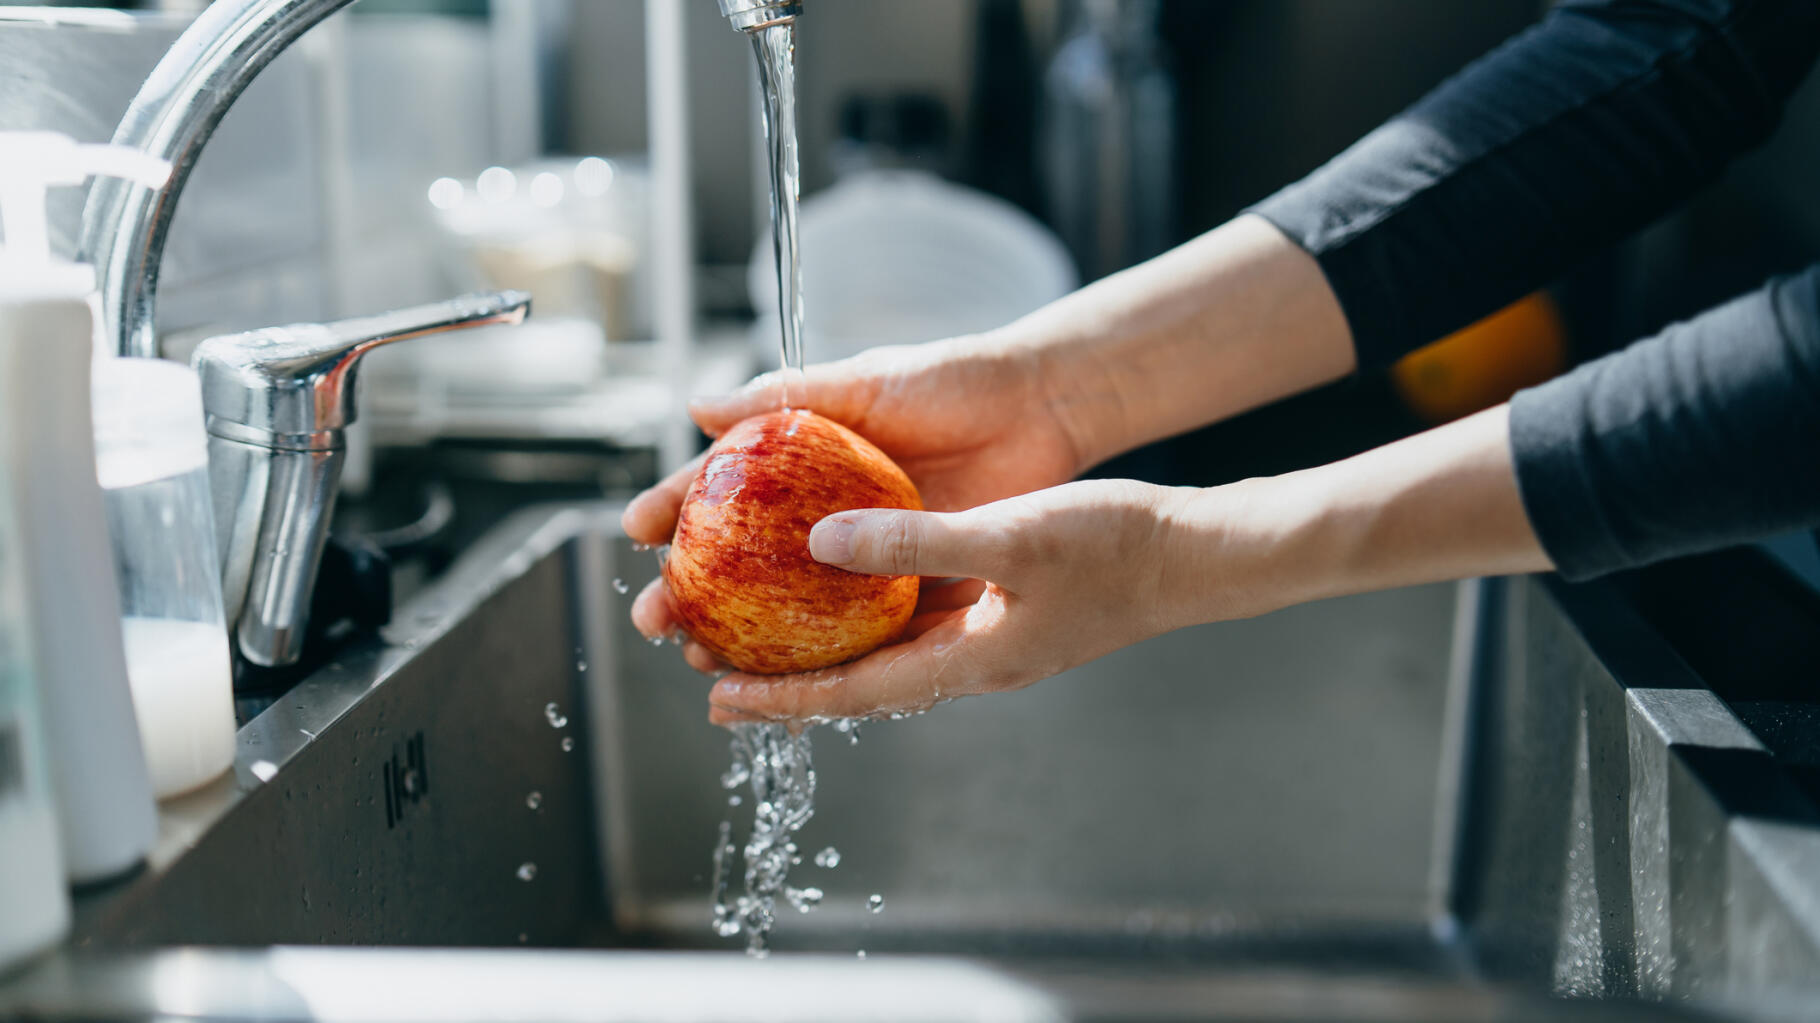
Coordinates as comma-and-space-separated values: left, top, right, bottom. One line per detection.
1249, 0, 1820, 369
1510, 266, 1820, 581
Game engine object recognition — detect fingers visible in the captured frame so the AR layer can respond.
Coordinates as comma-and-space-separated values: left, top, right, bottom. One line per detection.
631, 577, 726, 673
622, 451, 707, 547
682, 641, 723, 673
707, 614, 980, 722
687, 373, 795, 436
808, 507, 1025, 584
629, 577, 681, 638
688, 356, 884, 437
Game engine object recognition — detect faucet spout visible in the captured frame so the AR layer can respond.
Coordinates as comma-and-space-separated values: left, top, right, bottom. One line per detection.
718, 0, 801, 34
80, 0, 356, 359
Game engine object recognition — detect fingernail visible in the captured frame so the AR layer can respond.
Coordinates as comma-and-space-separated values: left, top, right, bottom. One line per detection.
809, 516, 858, 565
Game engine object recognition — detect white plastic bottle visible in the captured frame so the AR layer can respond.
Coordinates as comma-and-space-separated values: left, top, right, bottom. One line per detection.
0, 133, 169, 882
0, 427, 70, 970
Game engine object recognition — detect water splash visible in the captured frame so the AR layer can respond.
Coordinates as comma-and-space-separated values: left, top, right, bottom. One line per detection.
711, 820, 741, 938
785, 886, 824, 914
833, 717, 861, 746
709, 723, 817, 956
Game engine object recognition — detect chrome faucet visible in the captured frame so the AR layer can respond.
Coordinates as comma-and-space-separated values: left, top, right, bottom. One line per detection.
193, 292, 529, 668
718, 0, 802, 32
76, 0, 531, 669
81, 0, 358, 361
70, 0, 797, 668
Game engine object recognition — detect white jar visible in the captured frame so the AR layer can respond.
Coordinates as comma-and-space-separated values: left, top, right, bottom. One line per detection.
93, 358, 236, 799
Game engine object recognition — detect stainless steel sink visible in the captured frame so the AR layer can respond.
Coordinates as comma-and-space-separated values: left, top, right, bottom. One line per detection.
66, 503, 1463, 953
5, 503, 1814, 1021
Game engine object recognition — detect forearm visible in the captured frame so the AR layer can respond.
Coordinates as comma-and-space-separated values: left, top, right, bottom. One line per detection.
1003, 215, 1355, 473
1160, 404, 1551, 627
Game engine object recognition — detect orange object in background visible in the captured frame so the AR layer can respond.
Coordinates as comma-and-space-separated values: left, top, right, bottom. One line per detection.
1391, 292, 1568, 423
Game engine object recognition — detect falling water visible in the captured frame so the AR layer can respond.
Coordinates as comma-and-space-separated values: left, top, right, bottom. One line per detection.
710, 723, 818, 956
750, 20, 807, 407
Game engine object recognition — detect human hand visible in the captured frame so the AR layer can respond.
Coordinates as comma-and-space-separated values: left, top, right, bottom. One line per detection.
698, 479, 1214, 724
701, 402, 1557, 723
624, 335, 1092, 671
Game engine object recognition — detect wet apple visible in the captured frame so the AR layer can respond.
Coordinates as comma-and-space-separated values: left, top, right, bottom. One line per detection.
665, 408, 921, 675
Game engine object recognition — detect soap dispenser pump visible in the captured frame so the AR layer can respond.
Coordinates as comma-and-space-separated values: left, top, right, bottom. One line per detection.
0, 131, 169, 883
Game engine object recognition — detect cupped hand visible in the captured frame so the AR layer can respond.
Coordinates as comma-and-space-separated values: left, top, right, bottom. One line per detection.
624, 334, 1091, 672
704, 479, 1188, 725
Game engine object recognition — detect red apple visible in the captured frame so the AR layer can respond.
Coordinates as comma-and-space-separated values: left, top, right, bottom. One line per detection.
664, 408, 922, 675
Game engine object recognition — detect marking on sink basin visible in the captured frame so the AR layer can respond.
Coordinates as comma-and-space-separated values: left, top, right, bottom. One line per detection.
382, 730, 428, 829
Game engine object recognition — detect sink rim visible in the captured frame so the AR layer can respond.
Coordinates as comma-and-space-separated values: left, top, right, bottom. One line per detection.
69, 502, 624, 936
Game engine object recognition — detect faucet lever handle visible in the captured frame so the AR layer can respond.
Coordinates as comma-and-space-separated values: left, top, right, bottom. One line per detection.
193, 289, 531, 444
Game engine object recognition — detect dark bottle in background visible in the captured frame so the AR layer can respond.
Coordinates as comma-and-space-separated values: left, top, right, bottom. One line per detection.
1040, 0, 1178, 282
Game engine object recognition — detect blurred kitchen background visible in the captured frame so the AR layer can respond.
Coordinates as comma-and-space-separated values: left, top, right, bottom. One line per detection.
6, 0, 1819, 582
5, 5, 1820, 1013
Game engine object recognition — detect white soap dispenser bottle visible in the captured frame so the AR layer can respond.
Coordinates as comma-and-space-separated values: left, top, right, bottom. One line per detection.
0, 132, 170, 883
0, 453, 69, 971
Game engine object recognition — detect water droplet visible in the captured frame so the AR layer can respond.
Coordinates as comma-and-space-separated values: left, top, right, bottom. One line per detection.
630, 542, 653, 553
814, 846, 840, 868
721, 763, 750, 789
785, 886, 823, 913
650, 636, 664, 646
250, 759, 279, 782
517, 932, 528, 944
866, 893, 885, 914
577, 660, 588, 672
728, 794, 743, 806
401, 768, 421, 796
612, 577, 630, 594
544, 702, 569, 729
856, 950, 867, 960
561, 736, 576, 752
525, 791, 543, 810
516, 862, 538, 882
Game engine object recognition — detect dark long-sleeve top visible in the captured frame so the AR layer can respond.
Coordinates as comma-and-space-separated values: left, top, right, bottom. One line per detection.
1249, 0, 1820, 581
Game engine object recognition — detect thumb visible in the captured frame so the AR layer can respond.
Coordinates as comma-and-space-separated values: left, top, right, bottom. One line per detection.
809, 508, 1016, 582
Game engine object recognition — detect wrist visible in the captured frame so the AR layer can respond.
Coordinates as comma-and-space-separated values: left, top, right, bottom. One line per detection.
1151, 477, 1319, 630
1242, 406, 1553, 614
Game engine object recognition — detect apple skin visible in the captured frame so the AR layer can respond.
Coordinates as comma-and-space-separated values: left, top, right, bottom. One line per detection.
664, 408, 922, 675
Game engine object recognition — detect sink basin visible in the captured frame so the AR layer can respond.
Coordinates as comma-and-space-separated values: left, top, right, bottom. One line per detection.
6, 503, 1814, 1020
68, 503, 1463, 955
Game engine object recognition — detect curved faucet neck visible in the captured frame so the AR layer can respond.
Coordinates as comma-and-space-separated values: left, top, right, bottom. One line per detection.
79, 0, 356, 359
